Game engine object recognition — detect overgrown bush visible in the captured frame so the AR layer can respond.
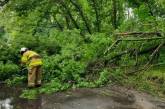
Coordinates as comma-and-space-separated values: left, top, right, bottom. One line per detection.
0, 63, 20, 80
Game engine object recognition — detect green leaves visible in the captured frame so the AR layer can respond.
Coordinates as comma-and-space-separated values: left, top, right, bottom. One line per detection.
78, 0, 91, 13
0, 63, 19, 80
135, 4, 150, 20
1, 0, 164, 34
95, 69, 111, 86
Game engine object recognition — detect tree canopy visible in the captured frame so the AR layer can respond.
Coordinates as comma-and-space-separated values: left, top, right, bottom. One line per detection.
0, 0, 164, 37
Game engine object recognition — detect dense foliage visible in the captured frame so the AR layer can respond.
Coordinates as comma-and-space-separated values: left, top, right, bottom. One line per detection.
0, 0, 165, 99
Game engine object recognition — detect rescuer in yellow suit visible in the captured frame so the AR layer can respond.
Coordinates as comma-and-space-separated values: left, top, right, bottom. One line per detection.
20, 47, 42, 88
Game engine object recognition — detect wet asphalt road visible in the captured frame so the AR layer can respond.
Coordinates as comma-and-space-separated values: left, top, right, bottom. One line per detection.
0, 84, 165, 109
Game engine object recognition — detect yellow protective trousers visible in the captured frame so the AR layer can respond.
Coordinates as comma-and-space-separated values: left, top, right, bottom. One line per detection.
28, 65, 42, 87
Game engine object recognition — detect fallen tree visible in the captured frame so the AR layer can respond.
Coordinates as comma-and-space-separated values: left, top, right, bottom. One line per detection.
104, 36, 165, 55
115, 32, 162, 37
88, 32, 165, 75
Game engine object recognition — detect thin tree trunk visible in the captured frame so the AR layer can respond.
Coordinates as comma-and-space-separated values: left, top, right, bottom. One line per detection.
60, 1, 80, 29
118, 37, 165, 41
65, 15, 71, 29
54, 18, 64, 31
70, 0, 92, 34
91, 0, 100, 32
115, 32, 161, 36
112, 0, 117, 29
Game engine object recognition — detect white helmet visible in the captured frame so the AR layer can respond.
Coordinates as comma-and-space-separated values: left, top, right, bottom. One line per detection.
20, 47, 28, 53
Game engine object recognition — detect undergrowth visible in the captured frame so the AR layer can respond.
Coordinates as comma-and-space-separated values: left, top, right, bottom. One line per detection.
0, 29, 165, 99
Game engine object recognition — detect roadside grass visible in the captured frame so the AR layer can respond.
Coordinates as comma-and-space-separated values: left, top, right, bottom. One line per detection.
123, 65, 165, 97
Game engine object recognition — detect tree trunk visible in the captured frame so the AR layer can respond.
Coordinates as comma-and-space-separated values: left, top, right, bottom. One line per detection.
65, 15, 71, 29
70, 0, 92, 34
91, 0, 100, 32
112, 0, 117, 29
60, 1, 80, 29
55, 18, 64, 31
115, 32, 161, 36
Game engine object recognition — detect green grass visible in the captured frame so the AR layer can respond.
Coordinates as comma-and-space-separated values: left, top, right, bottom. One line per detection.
123, 65, 165, 97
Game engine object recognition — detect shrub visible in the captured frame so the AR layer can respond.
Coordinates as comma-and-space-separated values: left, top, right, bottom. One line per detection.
0, 63, 20, 80
95, 69, 111, 86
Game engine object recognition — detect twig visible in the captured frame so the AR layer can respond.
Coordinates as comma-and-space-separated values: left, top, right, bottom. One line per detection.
143, 42, 164, 68
127, 42, 164, 74
104, 39, 120, 55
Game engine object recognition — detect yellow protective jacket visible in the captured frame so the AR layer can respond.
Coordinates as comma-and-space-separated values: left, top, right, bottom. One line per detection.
21, 50, 42, 67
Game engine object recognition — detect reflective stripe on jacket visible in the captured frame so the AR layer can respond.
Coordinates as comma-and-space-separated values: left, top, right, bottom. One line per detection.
21, 50, 42, 67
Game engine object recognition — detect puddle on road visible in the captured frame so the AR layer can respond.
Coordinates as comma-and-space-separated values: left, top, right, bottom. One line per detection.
0, 84, 42, 109
0, 84, 165, 109
0, 98, 13, 109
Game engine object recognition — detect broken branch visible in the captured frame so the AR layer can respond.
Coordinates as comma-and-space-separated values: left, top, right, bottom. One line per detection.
115, 32, 161, 36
